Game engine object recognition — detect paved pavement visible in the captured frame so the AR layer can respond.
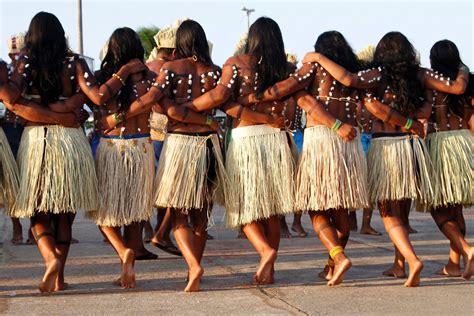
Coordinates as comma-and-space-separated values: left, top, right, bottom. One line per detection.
0, 207, 473, 315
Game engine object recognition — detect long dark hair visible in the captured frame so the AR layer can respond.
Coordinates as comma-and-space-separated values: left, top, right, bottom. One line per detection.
314, 31, 360, 73
246, 17, 287, 94
24, 11, 69, 106
372, 32, 423, 116
98, 27, 145, 112
175, 20, 212, 65
430, 40, 467, 117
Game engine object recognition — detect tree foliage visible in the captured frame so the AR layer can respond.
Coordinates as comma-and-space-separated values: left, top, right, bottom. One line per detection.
136, 26, 160, 60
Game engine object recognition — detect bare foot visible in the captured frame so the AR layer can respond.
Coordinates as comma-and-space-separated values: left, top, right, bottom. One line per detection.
184, 266, 204, 292
54, 281, 69, 291
280, 227, 292, 238
435, 263, 461, 277
383, 265, 406, 278
327, 258, 352, 286
318, 265, 333, 281
408, 226, 418, 234
120, 249, 136, 289
360, 226, 382, 236
39, 259, 61, 293
404, 260, 423, 287
462, 248, 474, 280
255, 249, 277, 285
291, 225, 308, 237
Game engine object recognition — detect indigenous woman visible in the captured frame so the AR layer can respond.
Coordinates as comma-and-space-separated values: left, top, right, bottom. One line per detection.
0, 60, 21, 241
181, 18, 356, 285
0, 12, 144, 293
104, 19, 230, 292
426, 40, 473, 279
239, 30, 369, 285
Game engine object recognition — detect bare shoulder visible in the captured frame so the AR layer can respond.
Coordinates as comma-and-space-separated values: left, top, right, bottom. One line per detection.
147, 59, 165, 73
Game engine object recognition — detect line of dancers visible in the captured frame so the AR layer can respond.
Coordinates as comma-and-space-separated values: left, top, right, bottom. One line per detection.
0, 11, 472, 293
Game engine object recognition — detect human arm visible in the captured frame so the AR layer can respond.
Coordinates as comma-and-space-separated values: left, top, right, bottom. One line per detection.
294, 91, 357, 141
181, 61, 237, 112
237, 63, 315, 106
161, 98, 219, 132
223, 101, 284, 128
124, 69, 171, 119
3, 97, 85, 127
47, 92, 88, 112
75, 57, 146, 105
302, 52, 381, 89
363, 93, 425, 137
422, 67, 468, 95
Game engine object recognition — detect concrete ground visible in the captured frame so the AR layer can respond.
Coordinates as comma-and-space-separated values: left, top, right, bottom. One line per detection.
0, 207, 473, 315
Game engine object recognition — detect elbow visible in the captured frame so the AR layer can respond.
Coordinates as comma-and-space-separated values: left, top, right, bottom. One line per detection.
166, 107, 182, 121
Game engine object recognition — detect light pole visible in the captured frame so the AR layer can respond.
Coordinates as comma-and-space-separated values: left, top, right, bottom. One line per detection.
77, 0, 83, 54
242, 7, 255, 29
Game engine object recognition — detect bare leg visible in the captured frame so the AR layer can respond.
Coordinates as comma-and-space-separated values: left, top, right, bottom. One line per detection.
142, 220, 153, 243
360, 207, 382, 235
190, 208, 208, 264
261, 215, 281, 278
379, 201, 423, 287
401, 200, 417, 234
279, 215, 291, 238
237, 227, 246, 239
26, 219, 35, 244
291, 212, 308, 237
53, 213, 75, 291
382, 246, 407, 278
100, 226, 135, 288
123, 222, 156, 260
171, 210, 203, 292
31, 213, 61, 293
242, 220, 277, 285
431, 205, 473, 280
11, 217, 23, 244
348, 211, 357, 232
309, 211, 351, 286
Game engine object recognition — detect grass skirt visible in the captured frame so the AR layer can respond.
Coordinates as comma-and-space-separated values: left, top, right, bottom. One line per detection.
426, 130, 473, 209
87, 135, 155, 227
225, 125, 295, 228
154, 133, 227, 212
295, 126, 369, 212
368, 135, 433, 206
12, 126, 98, 218
0, 127, 20, 213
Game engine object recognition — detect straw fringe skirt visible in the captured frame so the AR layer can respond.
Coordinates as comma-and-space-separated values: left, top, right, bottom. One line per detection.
295, 126, 369, 212
12, 126, 98, 218
87, 136, 154, 227
154, 133, 227, 212
426, 130, 473, 209
225, 125, 294, 228
368, 134, 433, 206
0, 127, 20, 213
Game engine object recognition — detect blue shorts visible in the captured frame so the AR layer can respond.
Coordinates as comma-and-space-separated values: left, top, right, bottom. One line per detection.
90, 134, 101, 158
293, 130, 303, 154
361, 132, 372, 155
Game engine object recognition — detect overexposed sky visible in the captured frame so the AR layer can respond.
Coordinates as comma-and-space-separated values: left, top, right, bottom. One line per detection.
0, 0, 472, 69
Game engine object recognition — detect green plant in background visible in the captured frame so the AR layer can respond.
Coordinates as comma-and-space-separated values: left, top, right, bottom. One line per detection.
137, 26, 160, 60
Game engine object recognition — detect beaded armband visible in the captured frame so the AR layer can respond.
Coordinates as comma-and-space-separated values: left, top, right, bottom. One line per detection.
290, 62, 316, 82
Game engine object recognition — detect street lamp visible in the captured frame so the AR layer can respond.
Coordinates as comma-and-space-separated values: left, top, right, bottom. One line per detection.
242, 7, 255, 29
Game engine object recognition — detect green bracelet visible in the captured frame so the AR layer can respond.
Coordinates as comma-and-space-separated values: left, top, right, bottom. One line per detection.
205, 116, 213, 126
404, 118, 413, 130
331, 119, 342, 131
112, 112, 123, 126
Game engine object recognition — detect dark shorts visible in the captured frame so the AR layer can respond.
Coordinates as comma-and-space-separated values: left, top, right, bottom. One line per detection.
2, 122, 24, 158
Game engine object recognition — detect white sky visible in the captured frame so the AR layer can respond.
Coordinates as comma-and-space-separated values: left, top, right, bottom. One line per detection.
0, 0, 472, 70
